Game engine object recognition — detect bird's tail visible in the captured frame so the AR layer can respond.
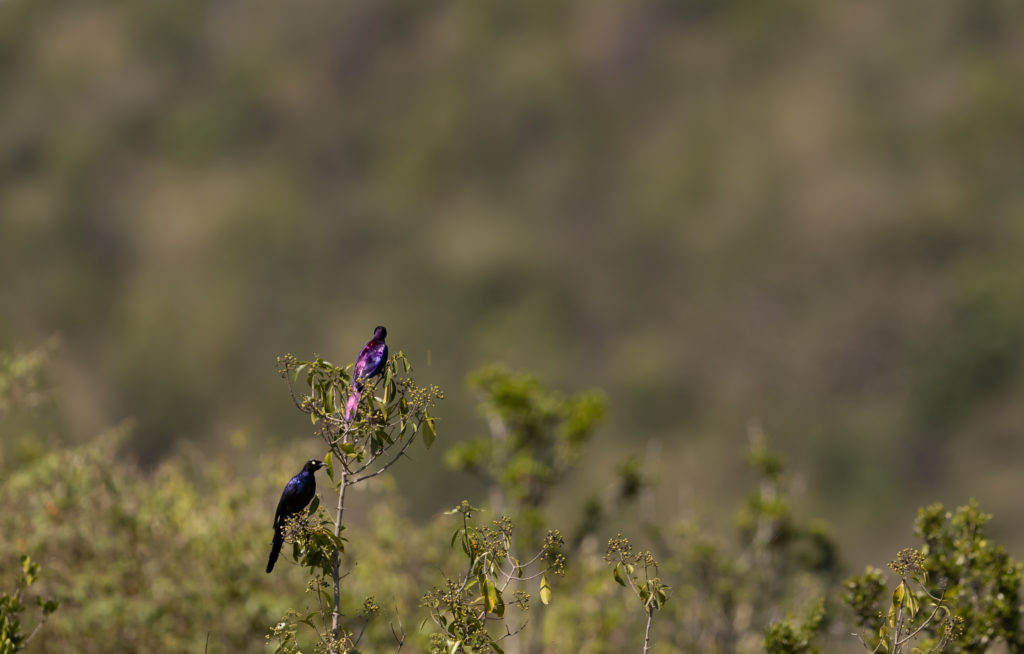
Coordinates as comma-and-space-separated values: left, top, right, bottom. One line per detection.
266, 527, 284, 573
343, 385, 362, 422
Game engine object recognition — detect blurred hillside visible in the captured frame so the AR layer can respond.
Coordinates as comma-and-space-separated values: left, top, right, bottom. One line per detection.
3, 0, 1024, 564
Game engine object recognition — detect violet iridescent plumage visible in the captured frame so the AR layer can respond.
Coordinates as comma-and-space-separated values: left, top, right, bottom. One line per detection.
343, 325, 388, 421
266, 459, 324, 573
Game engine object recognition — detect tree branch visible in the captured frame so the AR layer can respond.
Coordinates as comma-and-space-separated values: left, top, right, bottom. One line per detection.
331, 466, 348, 639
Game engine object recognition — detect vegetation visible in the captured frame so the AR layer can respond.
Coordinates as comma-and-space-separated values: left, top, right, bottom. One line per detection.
5, 344, 1024, 652
3, 3, 1024, 650
0, 556, 58, 654
4, 1, 1024, 563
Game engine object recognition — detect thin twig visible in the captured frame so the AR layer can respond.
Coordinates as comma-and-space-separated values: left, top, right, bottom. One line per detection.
895, 592, 947, 646
352, 431, 419, 484
390, 600, 406, 653
642, 606, 654, 654
494, 620, 528, 642
317, 575, 329, 635
851, 631, 886, 654
22, 615, 50, 648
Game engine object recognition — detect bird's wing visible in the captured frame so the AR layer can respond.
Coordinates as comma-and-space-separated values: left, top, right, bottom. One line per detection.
273, 476, 303, 526
352, 342, 373, 379
364, 342, 387, 378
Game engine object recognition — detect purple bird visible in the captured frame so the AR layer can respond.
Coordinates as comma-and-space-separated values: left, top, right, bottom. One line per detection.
343, 325, 389, 421
266, 459, 324, 573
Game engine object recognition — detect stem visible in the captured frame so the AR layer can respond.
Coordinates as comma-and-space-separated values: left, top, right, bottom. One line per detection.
892, 602, 903, 654
331, 468, 348, 639
23, 615, 49, 647
643, 605, 654, 654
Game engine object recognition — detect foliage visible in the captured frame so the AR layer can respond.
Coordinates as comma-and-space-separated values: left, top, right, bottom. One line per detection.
446, 364, 606, 535
533, 432, 839, 654
0, 555, 58, 654
6, 343, 1024, 654
662, 433, 837, 654
0, 342, 54, 418
604, 534, 669, 654
0, 430, 298, 653
422, 501, 566, 653
914, 501, 1024, 652
763, 598, 827, 654
6, 3, 1024, 575
270, 350, 442, 652
843, 500, 1022, 654
844, 549, 959, 654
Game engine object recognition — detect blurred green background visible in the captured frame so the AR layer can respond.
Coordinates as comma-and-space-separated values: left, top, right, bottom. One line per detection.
3, 0, 1024, 582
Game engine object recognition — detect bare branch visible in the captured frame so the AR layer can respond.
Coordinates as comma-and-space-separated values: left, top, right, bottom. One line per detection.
351, 430, 419, 484
642, 606, 654, 654
390, 600, 406, 654
22, 613, 51, 648
494, 620, 528, 642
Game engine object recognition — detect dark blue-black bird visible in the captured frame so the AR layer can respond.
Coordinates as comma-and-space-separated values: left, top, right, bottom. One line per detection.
343, 325, 388, 421
266, 459, 324, 573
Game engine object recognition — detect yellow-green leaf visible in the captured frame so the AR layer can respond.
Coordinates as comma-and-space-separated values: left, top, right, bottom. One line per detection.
889, 582, 905, 627
422, 415, 436, 449
540, 574, 552, 605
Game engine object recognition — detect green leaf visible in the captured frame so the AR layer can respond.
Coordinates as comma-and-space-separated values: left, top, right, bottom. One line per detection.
482, 576, 498, 613
422, 415, 436, 449
612, 562, 626, 587
291, 364, 308, 384
325, 531, 345, 553
540, 574, 552, 605
324, 451, 334, 481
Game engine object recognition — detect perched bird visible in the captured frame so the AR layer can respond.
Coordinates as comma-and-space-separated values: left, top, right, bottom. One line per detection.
343, 325, 389, 421
266, 459, 324, 573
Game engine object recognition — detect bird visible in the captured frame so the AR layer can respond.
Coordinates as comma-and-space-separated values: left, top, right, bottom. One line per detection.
266, 459, 324, 573
343, 325, 389, 421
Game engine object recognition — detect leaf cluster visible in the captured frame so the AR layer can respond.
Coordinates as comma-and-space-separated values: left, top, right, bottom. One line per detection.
446, 364, 606, 514
605, 534, 670, 614
0, 555, 58, 654
842, 500, 1023, 654
423, 503, 566, 654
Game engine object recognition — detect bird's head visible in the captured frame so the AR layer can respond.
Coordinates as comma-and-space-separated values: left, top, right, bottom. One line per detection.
304, 459, 325, 473
373, 325, 387, 341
